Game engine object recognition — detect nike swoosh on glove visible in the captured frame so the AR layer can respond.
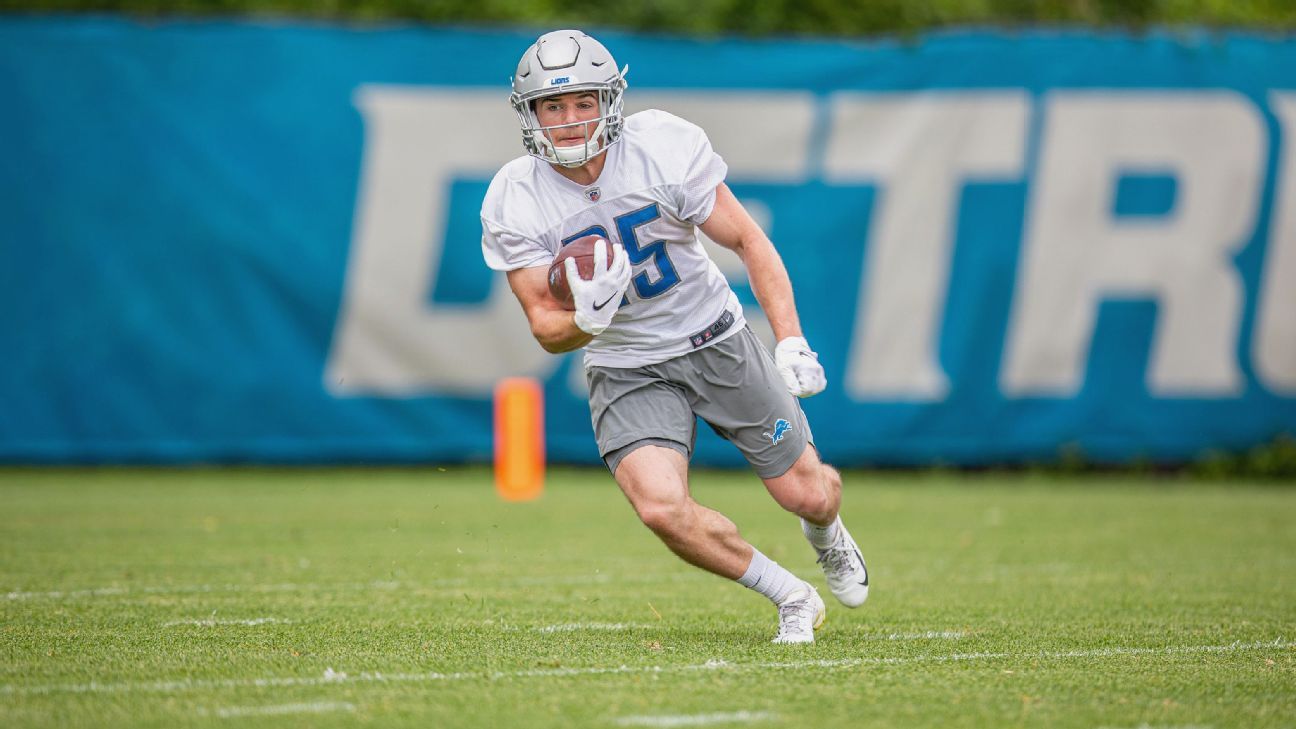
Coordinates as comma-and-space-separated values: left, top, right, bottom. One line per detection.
774, 336, 827, 397
568, 239, 631, 336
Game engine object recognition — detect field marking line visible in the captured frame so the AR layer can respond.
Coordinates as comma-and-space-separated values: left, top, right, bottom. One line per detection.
4, 572, 701, 602
886, 631, 966, 640
164, 618, 293, 627
614, 710, 777, 727
198, 701, 356, 718
1094, 724, 1215, 729
536, 623, 654, 633
4, 587, 130, 600
2, 639, 1289, 697
5, 584, 328, 601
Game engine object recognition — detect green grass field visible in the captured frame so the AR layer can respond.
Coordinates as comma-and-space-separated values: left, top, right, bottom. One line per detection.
1, 467, 1293, 728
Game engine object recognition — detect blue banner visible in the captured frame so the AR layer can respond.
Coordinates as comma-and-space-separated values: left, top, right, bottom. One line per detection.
2, 17, 1295, 465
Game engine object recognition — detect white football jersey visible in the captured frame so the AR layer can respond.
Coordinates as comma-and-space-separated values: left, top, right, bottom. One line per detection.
481, 109, 745, 368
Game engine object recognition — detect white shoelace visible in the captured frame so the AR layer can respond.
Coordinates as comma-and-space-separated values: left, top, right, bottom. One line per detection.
816, 545, 859, 581
776, 595, 817, 638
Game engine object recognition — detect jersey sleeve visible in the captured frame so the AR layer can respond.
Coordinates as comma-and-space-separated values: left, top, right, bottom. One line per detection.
481, 217, 551, 272
677, 122, 729, 226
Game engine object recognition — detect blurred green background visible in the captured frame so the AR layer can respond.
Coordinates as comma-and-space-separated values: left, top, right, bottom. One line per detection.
5, 0, 1295, 35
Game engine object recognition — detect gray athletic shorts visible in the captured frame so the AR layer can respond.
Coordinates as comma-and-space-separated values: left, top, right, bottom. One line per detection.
587, 326, 813, 479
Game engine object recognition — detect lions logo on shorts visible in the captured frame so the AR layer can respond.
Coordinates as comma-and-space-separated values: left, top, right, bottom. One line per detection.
763, 419, 792, 445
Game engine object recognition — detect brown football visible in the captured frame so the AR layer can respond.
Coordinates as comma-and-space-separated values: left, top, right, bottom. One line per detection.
547, 235, 607, 310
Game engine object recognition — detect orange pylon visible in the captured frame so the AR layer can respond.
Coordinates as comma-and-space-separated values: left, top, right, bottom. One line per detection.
493, 377, 544, 501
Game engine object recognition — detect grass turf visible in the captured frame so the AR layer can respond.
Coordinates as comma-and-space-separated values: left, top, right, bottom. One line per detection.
1, 466, 1293, 728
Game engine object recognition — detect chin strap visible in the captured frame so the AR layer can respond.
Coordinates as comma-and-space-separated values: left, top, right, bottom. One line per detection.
536, 119, 608, 167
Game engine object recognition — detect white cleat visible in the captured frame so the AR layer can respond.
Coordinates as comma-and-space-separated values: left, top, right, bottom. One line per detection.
772, 583, 826, 644
812, 523, 870, 608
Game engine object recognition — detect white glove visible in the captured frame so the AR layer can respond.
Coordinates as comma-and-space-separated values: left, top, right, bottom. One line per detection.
567, 239, 631, 336
774, 336, 827, 398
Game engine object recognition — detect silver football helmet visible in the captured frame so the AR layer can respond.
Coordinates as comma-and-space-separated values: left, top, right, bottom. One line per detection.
510, 30, 629, 168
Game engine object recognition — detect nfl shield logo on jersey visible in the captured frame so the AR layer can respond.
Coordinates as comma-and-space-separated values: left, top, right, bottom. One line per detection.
585, 186, 600, 202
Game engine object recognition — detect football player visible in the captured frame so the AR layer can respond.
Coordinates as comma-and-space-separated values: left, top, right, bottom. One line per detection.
481, 30, 869, 643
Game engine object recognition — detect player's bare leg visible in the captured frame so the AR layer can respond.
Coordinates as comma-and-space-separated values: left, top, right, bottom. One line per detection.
762, 445, 841, 525
613, 445, 748, 578
762, 445, 870, 608
613, 444, 824, 642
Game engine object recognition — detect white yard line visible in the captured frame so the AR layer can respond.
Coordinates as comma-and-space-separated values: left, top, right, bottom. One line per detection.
1095, 725, 1215, 729
5, 583, 341, 600
537, 623, 653, 633
2, 639, 1289, 697
4, 587, 130, 600
164, 618, 293, 627
201, 701, 356, 718
615, 710, 777, 727
4, 572, 699, 602
886, 631, 966, 640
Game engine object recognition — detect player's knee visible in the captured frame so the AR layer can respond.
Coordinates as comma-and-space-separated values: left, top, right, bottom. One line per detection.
821, 463, 842, 498
790, 484, 833, 521
775, 463, 838, 521
636, 499, 691, 539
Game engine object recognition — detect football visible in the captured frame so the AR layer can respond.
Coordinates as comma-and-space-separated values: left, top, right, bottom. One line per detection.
547, 235, 607, 310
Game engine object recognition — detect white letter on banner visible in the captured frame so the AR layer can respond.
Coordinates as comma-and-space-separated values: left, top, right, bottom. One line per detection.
1255, 92, 1296, 394
1002, 93, 1264, 397
824, 93, 1030, 400
326, 87, 545, 396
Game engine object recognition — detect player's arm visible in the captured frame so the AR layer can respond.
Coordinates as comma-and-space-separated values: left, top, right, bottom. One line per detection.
700, 182, 827, 397
506, 266, 595, 354
507, 239, 631, 353
700, 183, 803, 341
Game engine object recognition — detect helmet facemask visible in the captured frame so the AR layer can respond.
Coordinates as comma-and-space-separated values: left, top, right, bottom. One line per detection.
511, 75, 628, 168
